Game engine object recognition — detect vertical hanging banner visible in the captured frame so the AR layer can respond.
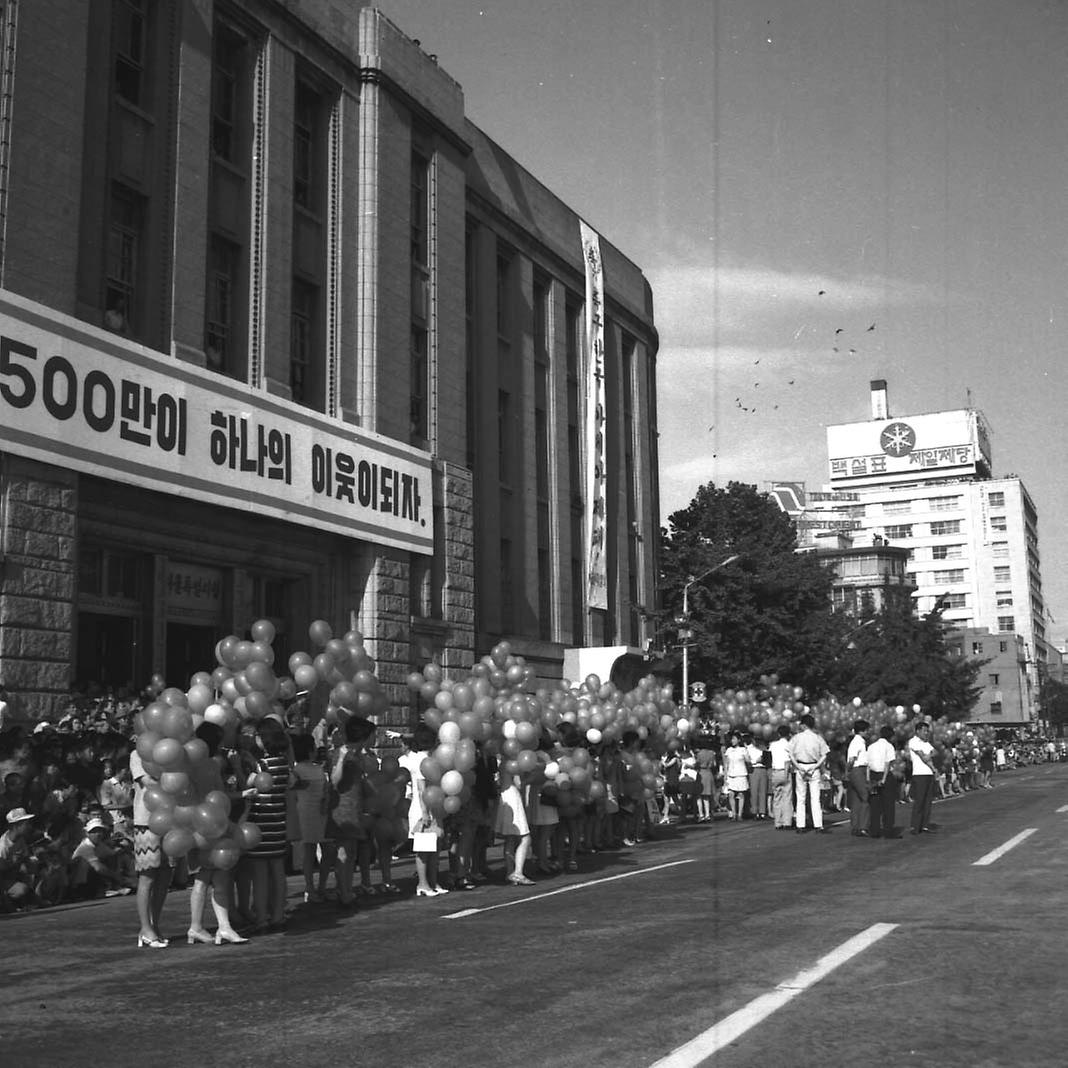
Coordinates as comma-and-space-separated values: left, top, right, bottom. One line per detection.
579, 221, 609, 611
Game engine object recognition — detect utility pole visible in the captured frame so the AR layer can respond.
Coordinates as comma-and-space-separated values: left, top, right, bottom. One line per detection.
680, 554, 739, 707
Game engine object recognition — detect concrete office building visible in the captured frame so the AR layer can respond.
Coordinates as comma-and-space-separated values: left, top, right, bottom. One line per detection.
0, 1, 658, 718
812, 381, 1048, 723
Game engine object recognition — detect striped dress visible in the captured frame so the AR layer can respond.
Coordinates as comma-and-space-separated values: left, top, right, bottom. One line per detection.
247, 754, 290, 858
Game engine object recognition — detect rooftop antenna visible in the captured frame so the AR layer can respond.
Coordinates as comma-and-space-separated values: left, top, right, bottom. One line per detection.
966, 386, 973, 409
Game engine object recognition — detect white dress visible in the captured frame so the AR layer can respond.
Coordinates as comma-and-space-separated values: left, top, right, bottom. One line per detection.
494, 782, 530, 837
398, 750, 434, 836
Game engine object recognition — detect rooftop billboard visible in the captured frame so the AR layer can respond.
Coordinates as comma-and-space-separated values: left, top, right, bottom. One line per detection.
826, 408, 991, 487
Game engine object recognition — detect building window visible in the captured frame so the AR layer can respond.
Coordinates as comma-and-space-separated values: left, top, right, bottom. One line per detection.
290, 279, 317, 405
990, 515, 1007, 532
942, 592, 967, 609
996, 591, 1013, 608
211, 23, 246, 162
205, 235, 238, 373
293, 80, 321, 212
972, 641, 983, 656
933, 569, 965, 584
113, 0, 147, 108
534, 272, 552, 641
931, 544, 963, 560
884, 524, 912, 540
410, 149, 431, 444
994, 565, 1011, 583
999, 641, 1007, 652
991, 541, 1009, 559
988, 491, 1005, 508
989, 673, 1000, 687
496, 250, 513, 339
410, 328, 429, 444
997, 615, 1015, 632
883, 499, 911, 516
989, 701, 1002, 716
105, 184, 144, 335
930, 520, 961, 536
928, 496, 961, 512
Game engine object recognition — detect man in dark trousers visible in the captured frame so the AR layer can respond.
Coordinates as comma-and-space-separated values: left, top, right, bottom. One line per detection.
865, 725, 901, 839
846, 718, 870, 837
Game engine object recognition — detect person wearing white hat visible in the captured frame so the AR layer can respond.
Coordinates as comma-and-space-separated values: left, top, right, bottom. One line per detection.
70, 818, 135, 899
0, 807, 36, 910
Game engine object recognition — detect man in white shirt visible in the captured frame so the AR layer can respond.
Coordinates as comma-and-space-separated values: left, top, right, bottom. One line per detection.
866, 725, 901, 839
788, 714, 830, 833
908, 720, 937, 835
846, 718, 871, 838
768, 725, 794, 829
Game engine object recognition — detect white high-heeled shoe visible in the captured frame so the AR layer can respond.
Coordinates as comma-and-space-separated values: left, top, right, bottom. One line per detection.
214, 929, 249, 945
137, 934, 168, 949
186, 928, 213, 945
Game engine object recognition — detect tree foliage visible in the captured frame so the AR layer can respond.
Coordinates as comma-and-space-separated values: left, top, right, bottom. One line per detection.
658, 480, 986, 715
823, 594, 985, 717
658, 481, 846, 694
1040, 677, 1068, 730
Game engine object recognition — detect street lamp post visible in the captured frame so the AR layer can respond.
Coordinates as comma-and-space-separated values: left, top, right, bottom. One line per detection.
681, 554, 739, 706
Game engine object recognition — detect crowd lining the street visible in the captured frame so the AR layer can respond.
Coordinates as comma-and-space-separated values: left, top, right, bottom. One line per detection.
1, 684, 1063, 933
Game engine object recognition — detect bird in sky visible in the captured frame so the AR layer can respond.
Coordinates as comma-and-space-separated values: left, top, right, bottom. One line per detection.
835, 328, 844, 335
867, 323, 876, 331
818, 289, 826, 296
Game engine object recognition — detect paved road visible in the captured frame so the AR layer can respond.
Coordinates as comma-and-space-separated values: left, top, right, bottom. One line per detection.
2, 766, 1066, 1067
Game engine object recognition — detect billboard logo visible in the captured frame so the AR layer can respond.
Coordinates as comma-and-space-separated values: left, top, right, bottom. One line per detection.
768, 482, 806, 515
880, 421, 916, 457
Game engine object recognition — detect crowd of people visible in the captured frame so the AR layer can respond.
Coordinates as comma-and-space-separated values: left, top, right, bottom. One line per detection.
1, 684, 1064, 933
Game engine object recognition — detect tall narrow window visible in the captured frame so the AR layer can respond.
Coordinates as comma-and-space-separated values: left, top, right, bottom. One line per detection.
565, 294, 584, 645
623, 335, 640, 643
290, 279, 317, 405
105, 185, 144, 335
211, 24, 245, 162
465, 225, 477, 469
410, 149, 431, 444
293, 81, 318, 212
205, 236, 238, 372
113, 0, 147, 107
534, 273, 552, 640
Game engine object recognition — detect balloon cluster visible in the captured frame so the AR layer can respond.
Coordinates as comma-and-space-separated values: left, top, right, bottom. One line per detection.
208, 618, 390, 729
134, 616, 396, 862
133, 692, 262, 867
701, 674, 997, 754
406, 641, 684, 823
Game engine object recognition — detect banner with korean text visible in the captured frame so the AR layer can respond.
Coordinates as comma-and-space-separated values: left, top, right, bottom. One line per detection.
0, 290, 433, 554
579, 221, 608, 611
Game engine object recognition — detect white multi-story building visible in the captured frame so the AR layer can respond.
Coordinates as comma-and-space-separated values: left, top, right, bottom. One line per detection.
810, 382, 1049, 723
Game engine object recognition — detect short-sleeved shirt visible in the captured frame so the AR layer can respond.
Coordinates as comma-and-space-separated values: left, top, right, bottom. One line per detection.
789, 729, 828, 767
908, 736, 934, 776
847, 735, 869, 769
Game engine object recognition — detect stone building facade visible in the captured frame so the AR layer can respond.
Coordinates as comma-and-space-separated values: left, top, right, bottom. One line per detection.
0, 1, 658, 719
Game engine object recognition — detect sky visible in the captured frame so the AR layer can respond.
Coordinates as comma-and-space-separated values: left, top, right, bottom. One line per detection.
375, 0, 1068, 647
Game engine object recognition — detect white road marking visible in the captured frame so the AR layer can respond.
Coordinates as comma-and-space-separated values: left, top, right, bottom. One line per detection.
972, 828, 1037, 866
1056, 805, 1068, 813
649, 923, 898, 1067
441, 859, 697, 919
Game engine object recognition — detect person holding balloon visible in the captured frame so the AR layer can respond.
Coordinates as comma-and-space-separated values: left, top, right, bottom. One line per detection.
326, 714, 377, 907
129, 745, 172, 948
246, 717, 292, 932
185, 722, 253, 945
398, 723, 449, 895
